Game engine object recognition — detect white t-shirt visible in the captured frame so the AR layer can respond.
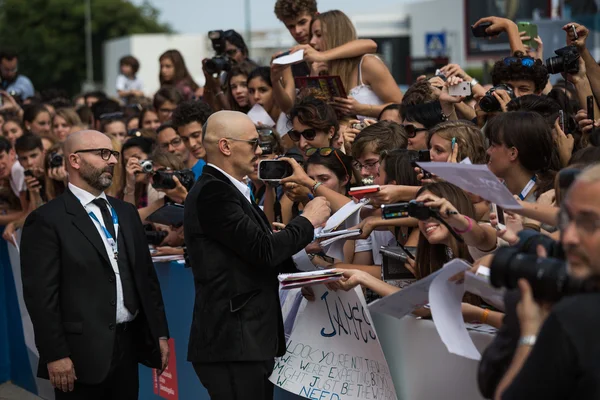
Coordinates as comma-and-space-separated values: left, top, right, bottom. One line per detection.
116, 74, 144, 93
10, 161, 25, 197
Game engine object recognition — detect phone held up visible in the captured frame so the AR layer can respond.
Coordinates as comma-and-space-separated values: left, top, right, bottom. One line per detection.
258, 159, 293, 182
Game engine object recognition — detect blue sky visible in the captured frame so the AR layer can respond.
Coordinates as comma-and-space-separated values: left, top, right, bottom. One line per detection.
133, 0, 406, 33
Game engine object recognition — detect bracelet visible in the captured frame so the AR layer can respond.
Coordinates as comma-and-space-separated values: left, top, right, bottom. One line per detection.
470, 78, 479, 87
311, 181, 322, 194
124, 187, 134, 195
481, 308, 490, 324
453, 216, 473, 234
215, 91, 225, 97
518, 335, 537, 347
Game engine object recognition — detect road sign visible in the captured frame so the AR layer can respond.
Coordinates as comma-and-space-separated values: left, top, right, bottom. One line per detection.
425, 33, 447, 57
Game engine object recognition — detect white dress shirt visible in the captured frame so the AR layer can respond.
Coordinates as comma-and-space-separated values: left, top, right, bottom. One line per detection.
68, 183, 135, 323
207, 163, 252, 203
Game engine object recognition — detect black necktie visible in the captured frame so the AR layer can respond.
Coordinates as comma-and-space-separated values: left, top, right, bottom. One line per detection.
92, 198, 116, 238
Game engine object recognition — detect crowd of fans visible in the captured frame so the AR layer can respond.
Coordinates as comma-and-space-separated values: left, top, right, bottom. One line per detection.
3, 0, 600, 398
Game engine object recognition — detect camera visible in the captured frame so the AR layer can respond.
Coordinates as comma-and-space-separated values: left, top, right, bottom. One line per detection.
48, 152, 63, 169
152, 169, 195, 191
139, 159, 154, 174
381, 200, 437, 221
144, 224, 168, 246
479, 84, 515, 112
545, 45, 580, 75
206, 30, 232, 75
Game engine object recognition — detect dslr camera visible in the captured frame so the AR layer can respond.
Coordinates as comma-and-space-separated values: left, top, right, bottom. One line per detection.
545, 45, 580, 75
479, 84, 515, 112
144, 224, 168, 246
152, 169, 195, 192
48, 152, 63, 169
206, 30, 232, 75
489, 232, 586, 302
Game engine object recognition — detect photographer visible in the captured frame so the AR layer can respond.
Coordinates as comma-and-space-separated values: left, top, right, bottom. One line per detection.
493, 164, 600, 399
0, 49, 34, 101
121, 136, 155, 208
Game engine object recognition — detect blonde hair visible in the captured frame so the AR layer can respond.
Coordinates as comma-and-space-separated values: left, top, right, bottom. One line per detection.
105, 136, 124, 197
54, 108, 82, 128
427, 120, 487, 164
313, 10, 361, 93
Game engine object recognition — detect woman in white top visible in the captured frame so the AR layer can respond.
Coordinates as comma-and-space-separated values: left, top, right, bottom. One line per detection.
311, 10, 403, 119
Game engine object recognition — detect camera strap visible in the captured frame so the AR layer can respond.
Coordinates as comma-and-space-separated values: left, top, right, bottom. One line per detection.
518, 176, 537, 201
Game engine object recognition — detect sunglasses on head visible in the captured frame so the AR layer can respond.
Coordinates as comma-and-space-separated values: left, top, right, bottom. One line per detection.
305, 147, 349, 177
503, 56, 535, 68
288, 128, 317, 142
402, 124, 428, 138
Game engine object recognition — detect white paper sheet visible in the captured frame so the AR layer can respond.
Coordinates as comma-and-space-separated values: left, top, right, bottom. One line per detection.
429, 259, 481, 360
272, 49, 304, 65
464, 271, 505, 311
416, 162, 522, 209
292, 249, 317, 272
323, 200, 364, 232
270, 286, 397, 400
248, 104, 276, 127
276, 112, 291, 136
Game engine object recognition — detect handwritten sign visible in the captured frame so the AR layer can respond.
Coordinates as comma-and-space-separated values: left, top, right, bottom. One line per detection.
416, 162, 522, 209
270, 286, 397, 400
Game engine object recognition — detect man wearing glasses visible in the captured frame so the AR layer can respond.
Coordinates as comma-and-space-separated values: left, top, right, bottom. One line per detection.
492, 164, 600, 399
156, 122, 205, 179
20, 130, 169, 399
184, 111, 330, 399
0, 49, 34, 100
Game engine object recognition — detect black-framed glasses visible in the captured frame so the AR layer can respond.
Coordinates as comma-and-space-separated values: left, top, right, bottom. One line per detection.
74, 148, 120, 161
305, 147, 349, 177
558, 206, 600, 235
352, 158, 380, 171
160, 137, 183, 149
225, 137, 260, 151
503, 56, 535, 68
288, 128, 317, 142
402, 124, 429, 138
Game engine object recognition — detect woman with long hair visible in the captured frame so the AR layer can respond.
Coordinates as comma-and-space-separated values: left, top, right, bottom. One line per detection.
310, 10, 403, 119
23, 104, 51, 135
52, 108, 82, 141
247, 66, 281, 125
159, 49, 201, 100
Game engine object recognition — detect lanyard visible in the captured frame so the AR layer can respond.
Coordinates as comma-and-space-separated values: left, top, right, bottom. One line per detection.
88, 207, 119, 260
518, 176, 537, 201
247, 182, 256, 203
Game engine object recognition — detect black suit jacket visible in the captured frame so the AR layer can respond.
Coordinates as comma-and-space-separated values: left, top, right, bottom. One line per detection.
184, 165, 314, 363
21, 188, 169, 384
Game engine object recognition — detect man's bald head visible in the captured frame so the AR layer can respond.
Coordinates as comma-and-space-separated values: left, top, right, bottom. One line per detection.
64, 130, 112, 155
203, 111, 254, 143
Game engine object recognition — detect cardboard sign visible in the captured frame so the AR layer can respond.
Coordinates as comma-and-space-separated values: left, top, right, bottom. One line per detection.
416, 162, 522, 210
270, 286, 397, 400
153, 338, 178, 400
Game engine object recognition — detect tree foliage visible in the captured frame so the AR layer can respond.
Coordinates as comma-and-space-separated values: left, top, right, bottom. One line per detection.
0, 0, 171, 95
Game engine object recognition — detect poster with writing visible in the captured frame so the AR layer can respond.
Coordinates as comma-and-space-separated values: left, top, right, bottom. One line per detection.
153, 338, 178, 400
270, 286, 397, 400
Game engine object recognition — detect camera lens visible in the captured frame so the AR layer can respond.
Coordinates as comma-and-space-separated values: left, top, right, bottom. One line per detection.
479, 95, 500, 113
545, 56, 563, 74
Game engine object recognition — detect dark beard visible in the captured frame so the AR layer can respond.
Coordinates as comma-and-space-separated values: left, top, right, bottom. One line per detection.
80, 161, 114, 191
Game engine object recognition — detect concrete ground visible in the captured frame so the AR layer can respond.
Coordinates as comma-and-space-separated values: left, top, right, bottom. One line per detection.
0, 382, 42, 400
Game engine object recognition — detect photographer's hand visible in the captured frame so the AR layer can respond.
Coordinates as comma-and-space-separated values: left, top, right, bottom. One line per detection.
517, 279, 551, 337
161, 176, 188, 204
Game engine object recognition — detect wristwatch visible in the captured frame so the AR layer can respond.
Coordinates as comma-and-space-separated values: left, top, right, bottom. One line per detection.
470, 78, 480, 87
518, 335, 537, 347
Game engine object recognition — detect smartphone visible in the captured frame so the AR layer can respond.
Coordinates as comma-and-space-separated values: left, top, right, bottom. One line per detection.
448, 82, 472, 97
24, 170, 34, 178
557, 110, 565, 133
258, 159, 293, 182
471, 22, 493, 37
517, 22, 538, 49
349, 185, 380, 199
274, 50, 291, 60
352, 122, 366, 131
490, 203, 506, 230
587, 95, 594, 122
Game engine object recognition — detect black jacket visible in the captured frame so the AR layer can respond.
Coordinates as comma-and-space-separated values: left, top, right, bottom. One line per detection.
21, 188, 169, 384
184, 165, 314, 363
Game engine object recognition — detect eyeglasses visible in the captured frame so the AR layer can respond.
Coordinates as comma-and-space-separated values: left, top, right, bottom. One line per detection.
288, 128, 317, 142
352, 159, 380, 171
74, 148, 120, 161
305, 147, 349, 177
158, 107, 176, 115
503, 56, 535, 68
558, 206, 600, 235
402, 124, 429, 138
225, 137, 260, 151
160, 137, 183, 149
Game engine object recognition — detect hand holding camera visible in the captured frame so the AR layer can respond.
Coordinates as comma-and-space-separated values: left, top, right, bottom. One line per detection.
472, 16, 517, 38
562, 23, 589, 51
125, 156, 143, 185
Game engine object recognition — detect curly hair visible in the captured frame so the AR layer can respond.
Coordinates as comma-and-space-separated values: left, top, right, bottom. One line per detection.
171, 100, 213, 129
288, 96, 339, 135
401, 80, 436, 106
491, 51, 549, 93
274, 0, 317, 21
